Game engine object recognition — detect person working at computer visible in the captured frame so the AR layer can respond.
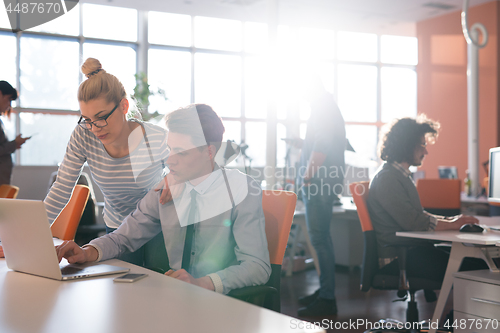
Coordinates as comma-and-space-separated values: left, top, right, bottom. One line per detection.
368, 115, 486, 282
56, 104, 271, 294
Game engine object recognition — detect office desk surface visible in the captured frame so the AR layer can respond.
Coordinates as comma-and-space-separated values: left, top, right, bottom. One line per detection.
396, 218, 500, 333
395, 230, 500, 245
0, 259, 324, 333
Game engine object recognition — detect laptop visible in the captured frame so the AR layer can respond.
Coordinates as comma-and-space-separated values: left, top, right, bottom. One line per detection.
0, 199, 129, 280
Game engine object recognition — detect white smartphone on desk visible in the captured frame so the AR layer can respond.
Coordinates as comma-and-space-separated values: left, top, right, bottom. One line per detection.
114, 273, 148, 283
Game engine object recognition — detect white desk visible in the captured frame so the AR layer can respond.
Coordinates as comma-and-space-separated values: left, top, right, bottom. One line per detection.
0, 258, 324, 333
396, 217, 500, 333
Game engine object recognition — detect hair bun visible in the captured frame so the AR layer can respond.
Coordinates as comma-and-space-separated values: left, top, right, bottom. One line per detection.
82, 58, 104, 78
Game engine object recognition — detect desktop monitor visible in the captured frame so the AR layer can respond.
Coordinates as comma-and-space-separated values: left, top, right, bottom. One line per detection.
488, 147, 500, 203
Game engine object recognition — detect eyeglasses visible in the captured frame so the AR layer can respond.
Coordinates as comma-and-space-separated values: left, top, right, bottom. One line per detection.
78, 104, 119, 130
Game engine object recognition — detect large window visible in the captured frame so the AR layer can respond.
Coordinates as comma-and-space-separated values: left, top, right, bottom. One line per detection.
1, 3, 417, 178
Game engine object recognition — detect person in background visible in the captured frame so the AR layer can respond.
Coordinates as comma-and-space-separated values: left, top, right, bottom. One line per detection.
0, 81, 30, 186
0, 80, 30, 259
55, 104, 271, 294
368, 115, 487, 283
296, 74, 346, 317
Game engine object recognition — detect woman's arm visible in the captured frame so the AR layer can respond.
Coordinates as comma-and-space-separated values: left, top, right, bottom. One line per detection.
44, 127, 87, 224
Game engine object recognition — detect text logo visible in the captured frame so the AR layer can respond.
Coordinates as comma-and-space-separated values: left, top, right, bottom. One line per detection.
4, 0, 79, 31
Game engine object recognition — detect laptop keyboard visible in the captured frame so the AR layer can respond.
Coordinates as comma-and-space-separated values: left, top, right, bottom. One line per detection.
60, 265, 85, 275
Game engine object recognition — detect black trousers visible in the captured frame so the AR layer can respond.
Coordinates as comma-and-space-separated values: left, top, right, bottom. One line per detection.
380, 245, 489, 283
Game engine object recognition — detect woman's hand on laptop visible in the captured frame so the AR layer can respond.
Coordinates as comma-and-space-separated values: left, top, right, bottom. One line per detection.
56, 241, 98, 263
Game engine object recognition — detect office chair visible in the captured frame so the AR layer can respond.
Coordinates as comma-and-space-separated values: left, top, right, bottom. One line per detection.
0, 184, 19, 199
47, 171, 107, 244
350, 182, 443, 331
416, 179, 461, 216
51, 185, 90, 240
228, 190, 297, 312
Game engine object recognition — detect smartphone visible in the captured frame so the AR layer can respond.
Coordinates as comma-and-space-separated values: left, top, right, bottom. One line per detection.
113, 273, 148, 283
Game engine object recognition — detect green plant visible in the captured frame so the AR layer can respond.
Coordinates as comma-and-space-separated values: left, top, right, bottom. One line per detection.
131, 72, 167, 121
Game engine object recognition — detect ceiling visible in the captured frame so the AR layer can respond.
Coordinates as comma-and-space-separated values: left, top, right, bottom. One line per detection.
81, 0, 496, 36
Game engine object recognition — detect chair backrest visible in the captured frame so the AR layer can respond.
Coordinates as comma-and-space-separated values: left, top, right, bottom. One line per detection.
0, 184, 19, 199
261, 190, 297, 265
260, 190, 296, 312
349, 181, 379, 292
416, 178, 461, 209
416, 179, 461, 215
51, 185, 90, 240
349, 182, 372, 232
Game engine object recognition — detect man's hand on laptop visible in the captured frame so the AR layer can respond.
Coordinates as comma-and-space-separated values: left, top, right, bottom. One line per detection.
55, 241, 98, 264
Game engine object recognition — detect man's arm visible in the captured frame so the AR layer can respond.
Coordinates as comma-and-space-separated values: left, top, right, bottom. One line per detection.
56, 241, 98, 263
164, 269, 215, 291
88, 189, 163, 261
374, 174, 432, 231
432, 214, 478, 231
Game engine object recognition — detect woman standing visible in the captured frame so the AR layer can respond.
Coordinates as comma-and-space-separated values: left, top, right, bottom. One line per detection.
0, 81, 30, 185
43, 58, 169, 264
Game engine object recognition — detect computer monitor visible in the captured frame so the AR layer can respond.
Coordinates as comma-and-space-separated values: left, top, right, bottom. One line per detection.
488, 147, 500, 203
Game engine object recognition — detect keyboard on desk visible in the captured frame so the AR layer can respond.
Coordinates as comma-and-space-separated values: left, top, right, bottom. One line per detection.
60, 265, 85, 275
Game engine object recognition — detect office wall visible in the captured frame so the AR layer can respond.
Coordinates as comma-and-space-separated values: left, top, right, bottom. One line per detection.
417, 1, 499, 183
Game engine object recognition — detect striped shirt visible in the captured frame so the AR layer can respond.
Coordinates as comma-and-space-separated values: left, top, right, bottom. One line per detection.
44, 120, 169, 228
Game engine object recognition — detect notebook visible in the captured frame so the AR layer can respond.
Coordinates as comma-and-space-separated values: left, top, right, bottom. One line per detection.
0, 199, 129, 280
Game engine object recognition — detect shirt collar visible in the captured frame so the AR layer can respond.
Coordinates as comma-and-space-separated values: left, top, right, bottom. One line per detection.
390, 161, 412, 178
185, 164, 222, 195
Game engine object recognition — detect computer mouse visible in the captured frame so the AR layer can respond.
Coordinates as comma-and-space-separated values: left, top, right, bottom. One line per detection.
459, 223, 484, 233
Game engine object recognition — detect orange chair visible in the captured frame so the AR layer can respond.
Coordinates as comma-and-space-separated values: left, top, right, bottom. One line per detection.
350, 181, 441, 328
0, 184, 19, 199
142, 188, 297, 312
228, 189, 297, 312
416, 179, 461, 216
51, 185, 90, 240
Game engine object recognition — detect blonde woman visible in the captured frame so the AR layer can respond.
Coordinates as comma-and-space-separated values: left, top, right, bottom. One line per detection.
42, 58, 170, 264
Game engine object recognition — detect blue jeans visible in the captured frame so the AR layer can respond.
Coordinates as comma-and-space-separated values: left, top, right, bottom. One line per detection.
302, 182, 336, 300
106, 226, 145, 266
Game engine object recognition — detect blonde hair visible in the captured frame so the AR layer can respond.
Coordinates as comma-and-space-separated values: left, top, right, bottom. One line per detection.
78, 58, 126, 105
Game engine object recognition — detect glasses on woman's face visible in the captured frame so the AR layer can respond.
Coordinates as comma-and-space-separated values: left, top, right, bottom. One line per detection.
78, 104, 119, 130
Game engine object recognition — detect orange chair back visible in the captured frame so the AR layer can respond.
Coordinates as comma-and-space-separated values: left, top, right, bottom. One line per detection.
416, 179, 461, 209
51, 185, 90, 240
0, 184, 19, 199
349, 181, 373, 232
261, 190, 297, 265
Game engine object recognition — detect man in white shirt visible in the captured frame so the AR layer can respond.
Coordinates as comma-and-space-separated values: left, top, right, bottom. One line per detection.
56, 104, 271, 294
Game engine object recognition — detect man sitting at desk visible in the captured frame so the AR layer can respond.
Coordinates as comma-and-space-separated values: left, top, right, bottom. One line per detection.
56, 104, 271, 294
367, 115, 485, 281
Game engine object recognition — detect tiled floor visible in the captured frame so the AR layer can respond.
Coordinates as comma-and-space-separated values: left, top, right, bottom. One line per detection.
280, 266, 452, 333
